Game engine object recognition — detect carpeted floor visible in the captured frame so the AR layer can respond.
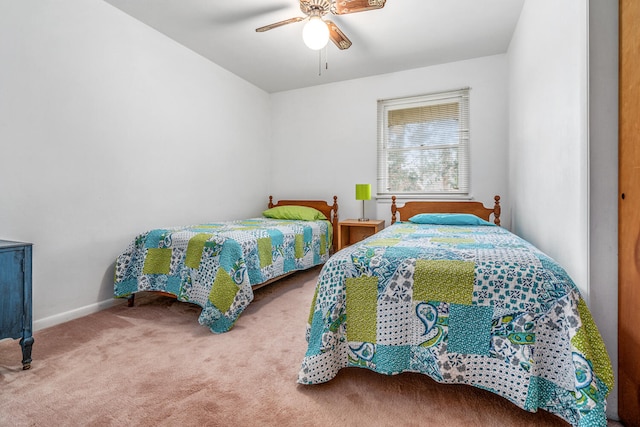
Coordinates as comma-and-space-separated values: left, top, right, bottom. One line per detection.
0, 267, 618, 426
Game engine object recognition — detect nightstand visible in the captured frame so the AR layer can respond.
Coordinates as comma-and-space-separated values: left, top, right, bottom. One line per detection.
0, 240, 34, 370
338, 219, 385, 250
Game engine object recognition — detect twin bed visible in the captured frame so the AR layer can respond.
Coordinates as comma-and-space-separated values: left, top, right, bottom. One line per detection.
113, 196, 338, 333
113, 194, 612, 426
298, 196, 612, 427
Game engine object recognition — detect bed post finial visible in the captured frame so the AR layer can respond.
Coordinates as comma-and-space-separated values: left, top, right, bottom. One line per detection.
493, 195, 501, 226
268, 195, 274, 209
391, 196, 398, 224
333, 195, 339, 221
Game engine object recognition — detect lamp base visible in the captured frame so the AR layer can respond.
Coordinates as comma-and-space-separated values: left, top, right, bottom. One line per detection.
358, 199, 369, 222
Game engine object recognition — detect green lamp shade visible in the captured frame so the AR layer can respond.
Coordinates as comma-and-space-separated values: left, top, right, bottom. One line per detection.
355, 184, 371, 201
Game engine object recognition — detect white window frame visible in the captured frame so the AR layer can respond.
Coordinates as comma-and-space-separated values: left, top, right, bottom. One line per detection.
377, 88, 470, 198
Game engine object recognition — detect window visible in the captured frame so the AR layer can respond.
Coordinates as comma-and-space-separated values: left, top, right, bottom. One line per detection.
377, 88, 470, 197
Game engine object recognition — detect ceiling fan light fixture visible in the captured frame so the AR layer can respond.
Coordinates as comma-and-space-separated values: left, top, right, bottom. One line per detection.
302, 15, 329, 50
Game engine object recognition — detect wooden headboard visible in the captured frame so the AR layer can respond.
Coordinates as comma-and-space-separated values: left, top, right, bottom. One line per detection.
391, 195, 501, 226
268, 196, 339, 253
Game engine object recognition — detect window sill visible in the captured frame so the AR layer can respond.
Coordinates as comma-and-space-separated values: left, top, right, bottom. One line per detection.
375, 194, 474, 201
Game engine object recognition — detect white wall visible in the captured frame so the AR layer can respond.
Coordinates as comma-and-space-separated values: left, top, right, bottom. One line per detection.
0, 0, 272, 329
270, 55, 510, 226
508, 0, 619, 419
588, 0, 619, 419
508, 1, 588, 293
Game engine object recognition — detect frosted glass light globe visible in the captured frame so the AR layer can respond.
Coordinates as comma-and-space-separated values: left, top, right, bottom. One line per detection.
302, 16, 329, 50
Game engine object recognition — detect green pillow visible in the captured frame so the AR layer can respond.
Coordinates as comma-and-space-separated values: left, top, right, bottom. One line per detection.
262, 205, 327, 221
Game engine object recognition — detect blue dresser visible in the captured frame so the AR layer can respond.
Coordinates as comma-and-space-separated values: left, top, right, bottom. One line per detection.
0, 240, 33, 369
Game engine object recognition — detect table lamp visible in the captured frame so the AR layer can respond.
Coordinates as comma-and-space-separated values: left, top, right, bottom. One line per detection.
355, 184, 371, 221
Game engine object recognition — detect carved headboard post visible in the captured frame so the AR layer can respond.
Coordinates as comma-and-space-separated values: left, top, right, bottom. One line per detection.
268, 195, 274, 209
493, 195, 501, 226
331, 195, 339, 253
391, 196, 398, 224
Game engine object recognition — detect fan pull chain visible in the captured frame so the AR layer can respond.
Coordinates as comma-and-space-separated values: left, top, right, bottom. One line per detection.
317, 46, 328, 76
325, 45, 329, 70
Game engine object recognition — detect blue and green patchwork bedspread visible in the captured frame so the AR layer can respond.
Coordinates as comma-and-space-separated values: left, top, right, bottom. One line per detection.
114, 218, 332, 333
298, 222, 613, 427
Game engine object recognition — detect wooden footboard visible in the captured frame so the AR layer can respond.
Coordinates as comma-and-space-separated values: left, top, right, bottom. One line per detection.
391, 195, 501, 226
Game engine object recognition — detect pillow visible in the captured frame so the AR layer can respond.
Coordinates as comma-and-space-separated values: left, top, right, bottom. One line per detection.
408, 213, 495, 226
262, 205, 327, 221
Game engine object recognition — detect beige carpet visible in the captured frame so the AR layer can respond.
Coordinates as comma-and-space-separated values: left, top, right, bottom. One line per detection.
0, 266, 612, 426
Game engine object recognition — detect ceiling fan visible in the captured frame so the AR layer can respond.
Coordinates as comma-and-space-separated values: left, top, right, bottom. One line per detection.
256, 0, 387, 50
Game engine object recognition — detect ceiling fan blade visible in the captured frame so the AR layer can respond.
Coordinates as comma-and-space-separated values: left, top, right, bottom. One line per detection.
325, 20, 352, 50
331, 0, 386, 15
256, 17, 306, 32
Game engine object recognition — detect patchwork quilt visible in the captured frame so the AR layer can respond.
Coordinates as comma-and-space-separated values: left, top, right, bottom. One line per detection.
114, 218, 332, 333
298, 222, 613, 427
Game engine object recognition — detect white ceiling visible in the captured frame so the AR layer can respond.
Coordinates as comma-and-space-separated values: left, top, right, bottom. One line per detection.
102, 0, 525, 93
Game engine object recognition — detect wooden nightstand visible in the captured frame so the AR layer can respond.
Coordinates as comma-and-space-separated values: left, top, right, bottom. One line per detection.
338, 219, 385, 250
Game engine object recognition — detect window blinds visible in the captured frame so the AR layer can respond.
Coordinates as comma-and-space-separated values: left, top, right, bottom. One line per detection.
377, 88, 470, 197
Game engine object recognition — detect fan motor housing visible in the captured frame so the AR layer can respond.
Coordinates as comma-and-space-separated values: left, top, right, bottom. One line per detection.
300, 0, 331, 16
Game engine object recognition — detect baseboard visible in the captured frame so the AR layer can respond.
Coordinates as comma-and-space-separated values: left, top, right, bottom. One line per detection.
33, 299, 117, 332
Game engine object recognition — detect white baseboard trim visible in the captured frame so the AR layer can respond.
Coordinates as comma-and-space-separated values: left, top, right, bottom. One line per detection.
33, 299, 117, 332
